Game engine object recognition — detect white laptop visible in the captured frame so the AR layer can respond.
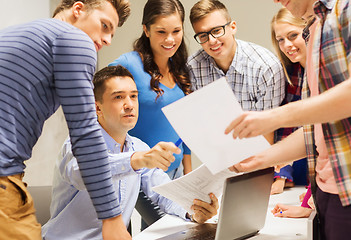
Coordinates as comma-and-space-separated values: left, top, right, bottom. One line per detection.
156, 167, 274, 240
307, 209, 318, 240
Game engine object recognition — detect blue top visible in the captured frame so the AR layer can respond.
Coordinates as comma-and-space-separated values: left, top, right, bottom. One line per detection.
42, 127, 187, 240
0, 19, 119, 219
109, 51, 190, 174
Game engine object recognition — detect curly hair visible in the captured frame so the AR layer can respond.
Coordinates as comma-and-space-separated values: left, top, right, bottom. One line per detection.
133, 0, 191, 100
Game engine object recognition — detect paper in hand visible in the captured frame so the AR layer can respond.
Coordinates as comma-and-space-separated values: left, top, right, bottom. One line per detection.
162, 77, 270, 174
152, 164, 239, 214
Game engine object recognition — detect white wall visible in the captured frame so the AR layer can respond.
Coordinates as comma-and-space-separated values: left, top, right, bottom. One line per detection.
1, 0, 281, 186
98, 0, 280, 68
0, 0, 49, 29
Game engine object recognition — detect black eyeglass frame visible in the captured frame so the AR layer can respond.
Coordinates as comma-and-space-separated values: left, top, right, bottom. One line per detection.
193, 21, 231, 44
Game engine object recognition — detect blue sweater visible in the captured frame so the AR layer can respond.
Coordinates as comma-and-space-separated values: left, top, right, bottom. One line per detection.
0, 18, 119, 219
109, 51, 190, 173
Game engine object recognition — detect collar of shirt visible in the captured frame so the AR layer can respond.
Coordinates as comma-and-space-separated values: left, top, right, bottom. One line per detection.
230, 39, 244, 75
302, 17, 316, 42
314, 0, 336, 21
100, 126, 134, 154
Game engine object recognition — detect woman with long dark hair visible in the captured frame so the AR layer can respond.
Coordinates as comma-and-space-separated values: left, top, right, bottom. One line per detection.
109, 0, 192, 229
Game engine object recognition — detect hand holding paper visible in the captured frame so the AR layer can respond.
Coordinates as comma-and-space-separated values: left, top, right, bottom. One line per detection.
161, 77, 270, 174
152, 164, 239, 214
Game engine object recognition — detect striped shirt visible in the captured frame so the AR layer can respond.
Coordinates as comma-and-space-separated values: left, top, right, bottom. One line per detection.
303, 0, 351, 206
187, 39, 285, 111
0, 18, 120, 219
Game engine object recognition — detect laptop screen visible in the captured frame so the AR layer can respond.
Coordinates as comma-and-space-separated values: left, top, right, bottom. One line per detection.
215, 167, 274, 240
156, 167, 274, 240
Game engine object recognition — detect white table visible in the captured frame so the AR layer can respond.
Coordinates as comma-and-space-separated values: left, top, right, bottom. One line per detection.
133, 186, 313, 240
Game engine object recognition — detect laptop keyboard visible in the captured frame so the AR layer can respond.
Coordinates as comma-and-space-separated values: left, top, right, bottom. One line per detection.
156, 223, 217, 240
186, 228, 216, 240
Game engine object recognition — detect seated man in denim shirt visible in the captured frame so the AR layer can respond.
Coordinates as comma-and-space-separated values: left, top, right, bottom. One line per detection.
42, 65, 219, 240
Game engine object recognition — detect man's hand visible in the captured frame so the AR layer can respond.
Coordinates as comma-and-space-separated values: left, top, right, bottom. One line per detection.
131, 142, 181, 171
229, 128, 307, 174
102, 215, 131, 240
191, 193, 219, 224
225, 111, 279, 140
228, 155, 267, 173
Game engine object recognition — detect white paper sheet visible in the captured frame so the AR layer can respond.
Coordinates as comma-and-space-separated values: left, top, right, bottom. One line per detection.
152, 164, 239, 214
162, 77, 270, 174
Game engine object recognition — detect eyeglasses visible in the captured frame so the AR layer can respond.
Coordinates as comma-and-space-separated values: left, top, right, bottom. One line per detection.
194, 22, 231, 44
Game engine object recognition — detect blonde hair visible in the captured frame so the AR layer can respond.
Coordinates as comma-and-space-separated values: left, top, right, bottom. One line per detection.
271, 7, 306, 84
190, 0, 231, 25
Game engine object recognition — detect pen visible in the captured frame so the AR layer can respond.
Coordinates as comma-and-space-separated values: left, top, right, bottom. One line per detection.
175, 138, 183, 147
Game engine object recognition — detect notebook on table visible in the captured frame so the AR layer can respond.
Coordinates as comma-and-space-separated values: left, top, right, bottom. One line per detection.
156, 167, 274, 240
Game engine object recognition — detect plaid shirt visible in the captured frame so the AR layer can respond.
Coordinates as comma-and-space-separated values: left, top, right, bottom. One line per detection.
187, 39, 285, 111
275, 63, 304, 142
275, 63, 306, 181
303, 0, 351, 206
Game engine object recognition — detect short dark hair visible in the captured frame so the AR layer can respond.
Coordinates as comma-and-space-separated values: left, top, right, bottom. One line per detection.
53, 0, 131, 27
93, 65, 134, 102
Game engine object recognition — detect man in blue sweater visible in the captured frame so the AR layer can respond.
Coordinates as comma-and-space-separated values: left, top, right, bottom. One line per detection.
0, 1, 132, 239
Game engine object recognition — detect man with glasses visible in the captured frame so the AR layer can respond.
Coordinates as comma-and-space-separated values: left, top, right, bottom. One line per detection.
187, 0, 285, 144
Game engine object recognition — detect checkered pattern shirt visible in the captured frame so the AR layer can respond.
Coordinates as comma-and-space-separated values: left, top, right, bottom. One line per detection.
187, 39, 285, 111
275, 63, 304, 143
275, 63, 306, 181
303, 0, 351, 206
